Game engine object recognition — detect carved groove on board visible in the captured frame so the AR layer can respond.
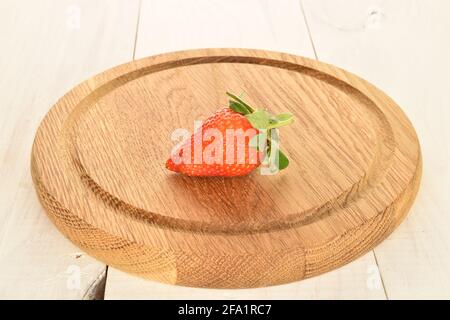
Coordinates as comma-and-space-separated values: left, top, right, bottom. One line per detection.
34, 175, 307, 288
32, 150, 421, 288
305, 153, 422, 278
64, 55, 395, 234
31, 49, 422, 288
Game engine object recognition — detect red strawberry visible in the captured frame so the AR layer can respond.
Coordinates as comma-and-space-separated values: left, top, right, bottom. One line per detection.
166, 92, 293, 177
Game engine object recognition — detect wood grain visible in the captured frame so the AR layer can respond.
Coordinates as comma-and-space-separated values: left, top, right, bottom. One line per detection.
31, 48, 421, 288
302, 0, 450, 299
105, 0, 387, 298
0, 0, 140, 299
105, 251, 386, 299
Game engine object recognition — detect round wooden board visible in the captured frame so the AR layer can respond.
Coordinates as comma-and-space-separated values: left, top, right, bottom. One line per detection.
31, 49, 421, 288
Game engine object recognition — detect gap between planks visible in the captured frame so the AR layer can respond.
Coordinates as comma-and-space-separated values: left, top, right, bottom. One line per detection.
132, 0, 143, 61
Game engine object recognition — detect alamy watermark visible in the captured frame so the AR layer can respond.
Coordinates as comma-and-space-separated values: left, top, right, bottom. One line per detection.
66, 5, 81, 30
169, 122, 283, 175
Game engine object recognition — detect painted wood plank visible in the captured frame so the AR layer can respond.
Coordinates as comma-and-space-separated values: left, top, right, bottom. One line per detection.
134, 0, 315, 58
104, 0, 386, 299
0, 0, 139, 299
302, 0, 450, 299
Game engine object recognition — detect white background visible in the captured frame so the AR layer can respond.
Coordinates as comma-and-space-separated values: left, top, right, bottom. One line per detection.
0, 0, 449, 299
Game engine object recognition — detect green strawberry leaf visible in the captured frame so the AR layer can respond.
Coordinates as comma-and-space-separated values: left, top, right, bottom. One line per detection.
267, 132, 289, 171
226, 92, 255, 112
261, 148, 289, 172
277, 149, 289, 170
267, 113, 294, 129
275, 113, 293, 122
229, 101, 250, 115
226, 92, 292, 172
245, 110, 271, 129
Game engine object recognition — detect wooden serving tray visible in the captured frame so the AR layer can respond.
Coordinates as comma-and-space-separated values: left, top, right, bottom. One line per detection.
31, 49, 421, 288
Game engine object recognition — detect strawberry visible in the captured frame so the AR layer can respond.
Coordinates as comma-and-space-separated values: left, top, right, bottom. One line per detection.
166, 92, 293, 177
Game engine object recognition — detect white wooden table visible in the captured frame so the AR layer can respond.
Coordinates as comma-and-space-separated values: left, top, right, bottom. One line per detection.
1, 0, 449, 300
